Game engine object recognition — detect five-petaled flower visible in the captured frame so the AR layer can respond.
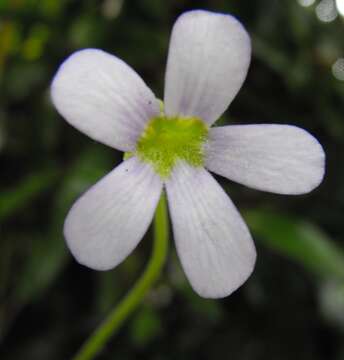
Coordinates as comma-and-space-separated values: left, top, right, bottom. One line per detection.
51, 10, 325, 298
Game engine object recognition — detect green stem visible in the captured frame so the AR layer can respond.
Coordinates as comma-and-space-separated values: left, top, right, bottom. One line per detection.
71, 192, 169, 360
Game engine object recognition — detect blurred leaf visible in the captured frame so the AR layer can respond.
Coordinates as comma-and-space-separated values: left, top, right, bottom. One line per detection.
95, 271, 121, 314
0, 229, 68, 340
14, 231, 67, 304
6, 61, 48, 100
129, 305, 162, 347
22, 23, 50, 61
0, 146, 115, 337
0, 168, 59, 221
0, 20, 22, 66
252, 34, 289, 75
0, 114, 6, 151
39, 0, 65, 18
188, 295, 223, 323
69, 15, 105, 48
245, 209, 344, 281
52, 145, 113, 228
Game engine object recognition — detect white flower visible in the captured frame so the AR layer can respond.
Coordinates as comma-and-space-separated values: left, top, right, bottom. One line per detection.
51, 10, 325, 299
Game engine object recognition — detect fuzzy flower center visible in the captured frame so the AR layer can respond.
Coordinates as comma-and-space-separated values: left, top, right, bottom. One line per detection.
132, 115, 209, 178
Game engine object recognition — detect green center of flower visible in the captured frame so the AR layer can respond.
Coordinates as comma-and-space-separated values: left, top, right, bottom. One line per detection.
131, 115, 209, 178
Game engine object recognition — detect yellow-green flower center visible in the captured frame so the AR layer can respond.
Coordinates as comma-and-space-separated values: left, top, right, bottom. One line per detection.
127, 115, 209, 178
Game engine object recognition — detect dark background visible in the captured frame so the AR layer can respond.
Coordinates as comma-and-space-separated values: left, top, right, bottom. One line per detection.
1, 0, 344, 359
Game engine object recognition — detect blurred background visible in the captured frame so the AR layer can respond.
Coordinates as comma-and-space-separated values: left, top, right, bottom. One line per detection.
0, 0, 344, 359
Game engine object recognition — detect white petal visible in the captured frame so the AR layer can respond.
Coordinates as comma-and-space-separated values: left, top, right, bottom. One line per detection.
164, 10, 251, 125
205, 124, 325, 195
166, 162, 256, 298
64, 157, 162, 270
51, 49, 159, 152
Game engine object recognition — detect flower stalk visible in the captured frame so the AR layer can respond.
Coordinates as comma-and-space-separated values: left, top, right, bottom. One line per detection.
71, 192, 169, 360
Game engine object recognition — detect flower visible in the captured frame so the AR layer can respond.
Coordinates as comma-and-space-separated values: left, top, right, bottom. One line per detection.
51, 10, 325, 299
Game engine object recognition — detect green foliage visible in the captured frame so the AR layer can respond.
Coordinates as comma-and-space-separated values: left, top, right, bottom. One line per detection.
12, 232, 66, 305
129, 305, 162, 347
245, 209, 344, 281
0, 168, 59, 221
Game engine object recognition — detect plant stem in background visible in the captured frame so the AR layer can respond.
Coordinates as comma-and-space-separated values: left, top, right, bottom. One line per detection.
71, 192, 169, 360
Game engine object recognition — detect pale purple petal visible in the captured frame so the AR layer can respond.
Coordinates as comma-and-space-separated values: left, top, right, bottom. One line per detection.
165, 161, 256, 299
164, 10, 251, 125
205, 124, 325, 195
51, 49, 159, 152
64, 157, 163, 270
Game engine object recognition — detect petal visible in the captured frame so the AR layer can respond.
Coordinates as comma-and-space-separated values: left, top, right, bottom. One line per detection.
51, 49, 159, 152
165, 162, 256, 298
205, 124, 325, 195
164, 10, 251, 125
64, 157, 163, 270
